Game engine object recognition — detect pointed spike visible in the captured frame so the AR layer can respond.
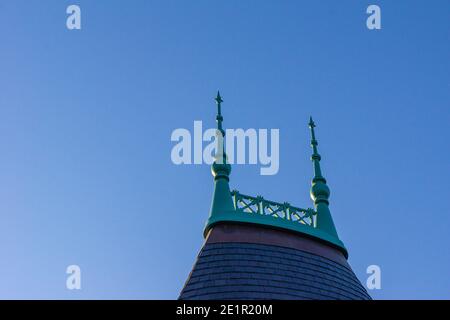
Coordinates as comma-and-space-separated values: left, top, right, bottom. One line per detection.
215, 91, 223, 104
306, 117, 339, 238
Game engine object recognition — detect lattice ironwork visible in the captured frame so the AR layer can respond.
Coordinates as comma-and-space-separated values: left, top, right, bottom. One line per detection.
231, 190, 317, 227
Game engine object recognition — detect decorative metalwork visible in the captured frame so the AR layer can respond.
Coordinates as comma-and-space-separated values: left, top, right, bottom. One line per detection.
231, 190, 317, 228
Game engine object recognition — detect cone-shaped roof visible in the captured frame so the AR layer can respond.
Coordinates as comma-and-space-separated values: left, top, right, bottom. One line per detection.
180, 224, 371, 300
180, 93, 370, 300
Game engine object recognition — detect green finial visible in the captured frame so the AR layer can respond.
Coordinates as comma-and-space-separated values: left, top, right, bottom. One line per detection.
309, 116, 324, 182
213, 91, 227, 167
308, 117, 339, 238
215, 91, 225, 136
205, 91, 235, 238
215, 91, 223, 104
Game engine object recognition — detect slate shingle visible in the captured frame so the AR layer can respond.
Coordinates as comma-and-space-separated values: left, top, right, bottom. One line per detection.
179, 242, 371, 300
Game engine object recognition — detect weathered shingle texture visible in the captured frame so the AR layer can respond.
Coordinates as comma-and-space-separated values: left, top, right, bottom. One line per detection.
179, 242, 371, 300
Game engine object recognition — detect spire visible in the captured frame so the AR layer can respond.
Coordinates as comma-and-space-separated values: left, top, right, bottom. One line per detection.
205, 91, 235, 237
308, 117, 339, 238
214, 91, 226, 164
308, 117, 325, 183
215, 91, 224, 133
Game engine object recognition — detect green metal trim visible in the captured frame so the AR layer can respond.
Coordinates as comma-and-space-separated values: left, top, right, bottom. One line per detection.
204, 189, 348, 258
204, 209, 348, 258
308, 117, 340, 239
204, 96, 348, 259
230, 190, 316, 227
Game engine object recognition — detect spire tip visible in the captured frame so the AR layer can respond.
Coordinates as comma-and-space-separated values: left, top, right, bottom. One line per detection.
215, 91, 223, 104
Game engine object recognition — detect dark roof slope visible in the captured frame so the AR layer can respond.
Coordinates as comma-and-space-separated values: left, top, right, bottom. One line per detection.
179, 224, 371, 300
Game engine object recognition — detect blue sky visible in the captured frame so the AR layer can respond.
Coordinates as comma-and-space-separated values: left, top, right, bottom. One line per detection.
0, 0, 449, 299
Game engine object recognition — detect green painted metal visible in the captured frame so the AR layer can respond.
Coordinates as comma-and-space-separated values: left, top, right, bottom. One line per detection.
204, 207, 347, 258
204, 93, 348, 258
308, 117, 340, 239
208, 91, 235, 220
231, 191, 316, 227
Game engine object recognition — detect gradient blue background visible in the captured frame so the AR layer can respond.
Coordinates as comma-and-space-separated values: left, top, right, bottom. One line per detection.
0, 0, 449, 299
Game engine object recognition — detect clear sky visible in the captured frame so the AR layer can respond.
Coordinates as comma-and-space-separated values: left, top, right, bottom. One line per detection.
0, 0, 449, 299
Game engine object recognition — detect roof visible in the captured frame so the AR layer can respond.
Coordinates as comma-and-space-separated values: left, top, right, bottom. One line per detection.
179, 93, 371, 300
179, 223, 371, 300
